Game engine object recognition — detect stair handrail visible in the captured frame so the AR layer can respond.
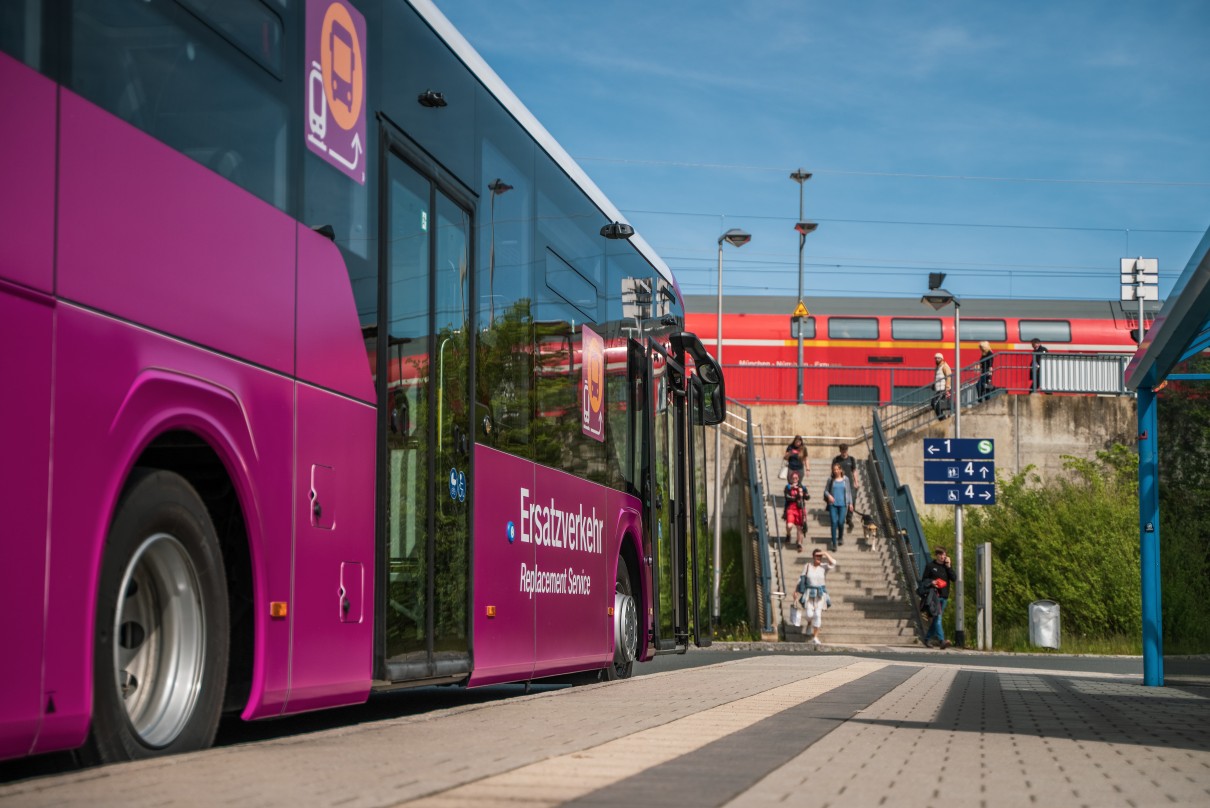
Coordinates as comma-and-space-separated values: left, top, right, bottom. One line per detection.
723, 398, 775, 635
758, 423, 788, 629
869, 410, 930, 590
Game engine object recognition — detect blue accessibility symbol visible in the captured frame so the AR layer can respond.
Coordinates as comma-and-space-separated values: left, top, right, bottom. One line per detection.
507, 521, 516, 543
457, 470, 466, 502
448, 468, 458, 500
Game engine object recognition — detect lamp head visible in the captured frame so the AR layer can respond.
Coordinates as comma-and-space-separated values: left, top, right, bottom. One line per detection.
719, 228, 751, 248
488, 178, 513, 195
794, 221, 818, 236
921, 290, 955, 311
790, 169, 813, 184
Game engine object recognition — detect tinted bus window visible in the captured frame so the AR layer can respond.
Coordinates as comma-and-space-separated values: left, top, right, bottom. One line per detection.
0, 0, 41, 68
1019, 320, 1071, 343
828, 317, 878, 340
962, 319, 1007, 341
71, 0, 289, 210
891, 318, 941, 340
176, 0, 283, 76
546, 248, 598, 321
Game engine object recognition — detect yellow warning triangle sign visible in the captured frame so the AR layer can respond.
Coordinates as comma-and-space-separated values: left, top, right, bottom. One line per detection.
792, 300, 809, 318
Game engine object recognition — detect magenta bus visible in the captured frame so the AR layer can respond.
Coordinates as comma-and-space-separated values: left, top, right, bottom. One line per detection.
0, 0, 724, 763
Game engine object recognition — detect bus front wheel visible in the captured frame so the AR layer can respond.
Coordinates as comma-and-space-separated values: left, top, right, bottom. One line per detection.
82, 469, 229, 763
607, 556, 638, 680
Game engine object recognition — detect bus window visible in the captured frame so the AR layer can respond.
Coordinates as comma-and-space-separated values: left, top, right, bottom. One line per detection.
891, 318, 941, 340
545, 248, 599, 322
828, 317, 878, 340
177, 0, 283, 76
1019, 320, 1071, 343
962, 319, 1007, 342
0, 0, 41, 69
70, 0, 288, 210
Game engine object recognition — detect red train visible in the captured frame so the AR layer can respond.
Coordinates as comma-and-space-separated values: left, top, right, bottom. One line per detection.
683, 295, 1154, 405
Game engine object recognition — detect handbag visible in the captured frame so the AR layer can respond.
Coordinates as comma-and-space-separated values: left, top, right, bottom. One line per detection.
777, 462, 788, 481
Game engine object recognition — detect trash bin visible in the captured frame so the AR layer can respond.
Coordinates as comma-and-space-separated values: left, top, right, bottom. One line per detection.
1029, 600, 1060, 649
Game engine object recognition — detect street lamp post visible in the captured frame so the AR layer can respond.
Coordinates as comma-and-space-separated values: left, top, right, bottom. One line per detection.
714, 228, 751, 618
923, 275, 965, 647
790, 170, 813, 404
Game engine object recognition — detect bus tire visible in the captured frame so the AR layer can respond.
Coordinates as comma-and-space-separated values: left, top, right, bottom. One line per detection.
81, 469, 229, 763
606, 556, 638, 680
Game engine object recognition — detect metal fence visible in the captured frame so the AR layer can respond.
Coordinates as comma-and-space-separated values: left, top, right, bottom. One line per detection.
725, 351, 1131, 406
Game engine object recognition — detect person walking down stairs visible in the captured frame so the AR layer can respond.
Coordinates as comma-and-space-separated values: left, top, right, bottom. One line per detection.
783, 471, 808, 551
823, 463, 853, 551
799, 549, 836, 646
831, 443, 858, 531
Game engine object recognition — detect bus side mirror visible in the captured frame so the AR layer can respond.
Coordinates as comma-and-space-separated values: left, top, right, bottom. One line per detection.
670, 332, 727, 426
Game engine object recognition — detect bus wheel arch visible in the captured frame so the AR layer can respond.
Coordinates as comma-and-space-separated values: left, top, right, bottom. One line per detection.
126, 429, 256, 715
80, 467, 230, 763
608, 536, 642, 681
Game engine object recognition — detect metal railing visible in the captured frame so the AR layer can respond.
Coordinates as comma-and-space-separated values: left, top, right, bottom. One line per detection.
757, 424, 788, 631
869, 411, 929, 587
723, 398, 774, 634
723, 351, 1132, 406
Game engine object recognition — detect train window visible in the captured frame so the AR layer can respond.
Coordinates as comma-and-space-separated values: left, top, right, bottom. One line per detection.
892, 386, 932, 406
891, 318, 941, 340
828, 385, 880, 406
962, 319, 1007, 341
790, 317, 816, 339
828, 317, 878, 340
1019, 320, 1071, 343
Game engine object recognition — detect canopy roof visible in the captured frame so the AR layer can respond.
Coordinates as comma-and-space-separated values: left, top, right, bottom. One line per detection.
1125, 226, 1210, 390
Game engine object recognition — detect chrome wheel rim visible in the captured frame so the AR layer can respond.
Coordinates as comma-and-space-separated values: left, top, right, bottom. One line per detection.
112, 533, 206, 748
614, 589, 638, 665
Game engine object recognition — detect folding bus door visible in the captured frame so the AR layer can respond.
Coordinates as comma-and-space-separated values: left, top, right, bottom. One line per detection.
686, 377, 714, 646
644, 340, 689, 652
380, 145, 472, 683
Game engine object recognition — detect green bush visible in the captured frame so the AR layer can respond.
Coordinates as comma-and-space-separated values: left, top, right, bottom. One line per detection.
923, 446, 1142, 647
1157, 362, 1210, 654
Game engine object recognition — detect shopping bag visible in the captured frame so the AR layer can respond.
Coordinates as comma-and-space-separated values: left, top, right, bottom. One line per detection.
777, 463, 789, 480
790, 606, 802, 627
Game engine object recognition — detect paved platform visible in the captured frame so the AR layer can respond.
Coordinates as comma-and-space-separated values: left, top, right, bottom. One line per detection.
2, 654, 1207, 807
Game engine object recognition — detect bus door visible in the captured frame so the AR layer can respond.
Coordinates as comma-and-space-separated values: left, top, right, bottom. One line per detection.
686, 377, 714, 646
644, 340, 689, 652
380, 146, 473, 682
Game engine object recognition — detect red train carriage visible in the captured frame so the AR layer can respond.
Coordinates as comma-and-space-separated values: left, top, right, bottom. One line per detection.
684, 296, 1154, 405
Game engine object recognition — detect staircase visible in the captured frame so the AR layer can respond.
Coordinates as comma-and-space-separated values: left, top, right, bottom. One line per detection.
763, 448, 921, 647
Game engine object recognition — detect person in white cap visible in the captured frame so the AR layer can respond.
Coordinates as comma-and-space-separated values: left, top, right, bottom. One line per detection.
931, 352, 952, 420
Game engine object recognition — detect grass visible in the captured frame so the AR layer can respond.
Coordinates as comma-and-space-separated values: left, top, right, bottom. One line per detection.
992, 624, 1142, 655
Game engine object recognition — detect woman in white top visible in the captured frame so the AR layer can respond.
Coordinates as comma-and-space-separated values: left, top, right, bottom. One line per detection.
799, 549, 836, 646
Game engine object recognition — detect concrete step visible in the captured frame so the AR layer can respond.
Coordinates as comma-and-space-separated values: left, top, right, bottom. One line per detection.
779, 598, 916, 617
783, 627, 922, 644
788, 619, 909, 628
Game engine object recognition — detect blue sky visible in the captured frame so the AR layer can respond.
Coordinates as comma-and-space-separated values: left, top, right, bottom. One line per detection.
435, 0, 1210, 306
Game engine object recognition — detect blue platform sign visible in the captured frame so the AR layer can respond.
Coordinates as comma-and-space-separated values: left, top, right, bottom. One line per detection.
923, 438, 995, 460
923, 483, 997, 505
923, 460, 995, 483
923, 438, 996, 506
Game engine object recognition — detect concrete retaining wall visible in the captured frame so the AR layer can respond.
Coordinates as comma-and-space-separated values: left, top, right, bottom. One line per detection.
732, 394, 1136, 520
